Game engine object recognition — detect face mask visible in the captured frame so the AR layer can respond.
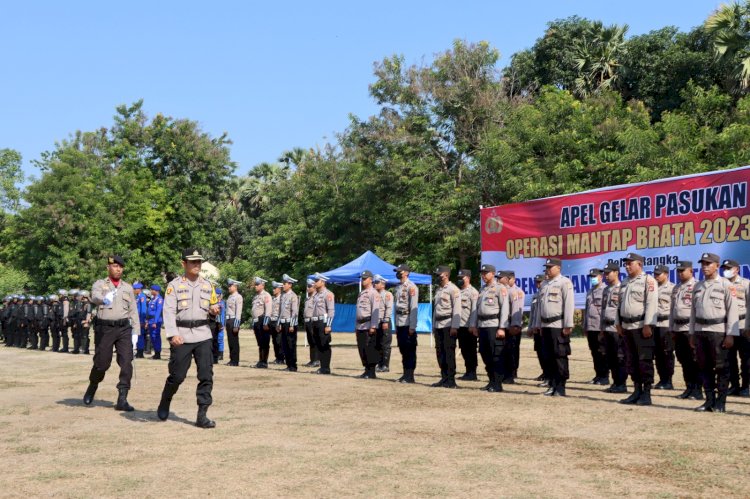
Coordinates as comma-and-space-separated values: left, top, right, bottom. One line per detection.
722, 268, 736, 279
590, 276, 600, 286
396, 271, 403, 280
456, 279, 464, 287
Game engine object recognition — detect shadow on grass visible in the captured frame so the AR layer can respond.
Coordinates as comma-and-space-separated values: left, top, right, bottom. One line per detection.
57, 397, 114, 409
119, 409, 196, 426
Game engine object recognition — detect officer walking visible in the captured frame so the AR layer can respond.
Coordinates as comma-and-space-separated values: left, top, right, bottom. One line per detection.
474, 264, 509, 392
532, 258, 575, 397
157, 248, 220, 428
147, 285, 164, 360
310, 272, 335, 374
617, 253, 659, 406
374, 274, 394, 373
653, 265, 675, 390
224, 278, 244, 367
355, 271, 381, 379
583, 268, 608, 385
278, 274, 300, 372
431, 266, 461, 388
722, 259, 749, 396
251, 277, 272, 368
393, 264, 419, 383
669, 260, 702, 400
270, 281, 286, 365
303, 279, 319, 368
134, 283, 149, 358
456, 269, 479, 381
83, 255, 140, 412
600, 262, 627, 394
690, 253, 740, 413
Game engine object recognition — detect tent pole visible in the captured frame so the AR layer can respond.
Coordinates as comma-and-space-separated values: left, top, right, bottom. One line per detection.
429, 284, 433, 348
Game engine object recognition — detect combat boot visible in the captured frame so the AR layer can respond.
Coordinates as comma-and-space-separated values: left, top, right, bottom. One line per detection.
695, 390, 715, 412
458, 371, 477, 381
196, 405, 216, 429
677, 383, 693, 399
620, 383, 642, 404
114, 388, 134, 412
714, 392, 727, 413
543, 380, 557, 396
444, 378, 459, 389
688, 384, 704, 400
83, 383, 98, 405
554, 381, 567, 397
157, 382, 178, 421
151, 352, 161, 360
399, 369, 415, 384
135, 349, 144, 359
636, 384, 652, 406
487, 374, 503, 393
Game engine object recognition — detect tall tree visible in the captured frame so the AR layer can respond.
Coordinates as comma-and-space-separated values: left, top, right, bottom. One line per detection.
0, 148, 24, 212
573, 22, 629, 98
705, 0, 750, 92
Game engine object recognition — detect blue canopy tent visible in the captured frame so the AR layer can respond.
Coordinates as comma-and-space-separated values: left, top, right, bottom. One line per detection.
308, 251, 433, 333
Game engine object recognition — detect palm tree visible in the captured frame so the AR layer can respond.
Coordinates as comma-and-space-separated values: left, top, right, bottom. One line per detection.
573, 22, 629, 98
705, 1, 750, 92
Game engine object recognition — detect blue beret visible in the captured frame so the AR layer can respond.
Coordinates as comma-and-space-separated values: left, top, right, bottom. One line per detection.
215, 287, 223, 295
150, 284, 162, 292
132, 282, 143, 290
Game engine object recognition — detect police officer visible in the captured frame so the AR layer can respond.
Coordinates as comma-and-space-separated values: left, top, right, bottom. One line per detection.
251, 277, 272, 368
527, 274, 546, 382
600, 262, 627, 394
147, 285, 164, 360
69, 290, 84, 354
1, 296, 11, 345
393, 264, 419, 383
583, 268, 608, 385
278, 274, 300, 372
40, 295, 54, 351
157, 248, 220, 428
431, 266, 461, 388
690, 253, 740, 413
5, 295, 20, 347
225, 278, 244, 367
59, 290, 70, 353
210, 287, 226, 364
355, 270, 381, 379
616, 253, 658, 406
83, 255, 140, 412
653, 265, 675, 390
310, 272, 335, 374
722, 259, 749, 396
79, 291, 93, 355
49, 293, 64, 352
303, 279, 319, 368
532, 258, 575, 397
270, 281, 285, 365
474, 264, 509, 392
503, 271, 525, 384
374, 274, 394, 373
15, 295, 31, 348
456, 269, 479, 381
670, 260, 702, 400
134, 282, 149, 358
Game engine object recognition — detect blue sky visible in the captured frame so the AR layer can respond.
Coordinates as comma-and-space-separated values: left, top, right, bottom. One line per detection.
1, 1, 722, 180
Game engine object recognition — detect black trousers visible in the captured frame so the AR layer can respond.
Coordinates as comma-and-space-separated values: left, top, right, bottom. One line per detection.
458, 327, 478, 373
29, 321, 39, 348
602, 330, 627, 386
396, 325, 417, 370
210, 320, 221, 361
653, 326, 675, 383
503, 333, 521, 379
728, 333, 750, 389
16, 322, 28, 347
586, 330, 609, 379
253, 320, 270, 350
376, 322, 392, 368
164, 339, 213, 406
60, 323, 69, 350
533, 332, 544, 373
356, 329, 379, 368
89, 323, 133, 390
39, 323, 50, 350
311, 320, 331, 370
281, 323, 297, 369
272, 322, 285, 361
623, 328, 655, 385
674, 331, 699, 386
695, 332, 730, 395
434, 327, 457, 380
478, 327, 504, 379
305, 321, 318, 363
541, 328, 570, 383
227, 319, 243, 363
50, 321, 61, 351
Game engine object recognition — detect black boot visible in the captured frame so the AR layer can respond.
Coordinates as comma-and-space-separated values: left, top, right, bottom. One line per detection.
196, 405, 216, 428
135, 349, 144, 359
83, 383, 98, 405
399, 369, 415, 383
695, 390, 715, 412
157, 381, 179, 421
636, 384, 652, 406
151, 352, 161, 360
554, 380, 567, 397
677, 383, 693, 399
689, 384, 704, 401
714, 392, 727, 413
543, 380, 557, 396
114, 388, 134, 412
620, 383, 642, 404
488, 373, 503, 393
458, 371, 477, 381
482, 372, 494, 391
431, 374, 446, 387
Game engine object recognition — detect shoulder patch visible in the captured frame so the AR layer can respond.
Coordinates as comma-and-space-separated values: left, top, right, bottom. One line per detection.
327, 294, 333, 301
166, 287, 173, 295
409, 288, 416, 296
730, 285, 737, 297
501, 288, 507, 296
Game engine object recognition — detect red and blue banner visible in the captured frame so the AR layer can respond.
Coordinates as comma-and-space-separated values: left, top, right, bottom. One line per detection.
481, 166, 750, 308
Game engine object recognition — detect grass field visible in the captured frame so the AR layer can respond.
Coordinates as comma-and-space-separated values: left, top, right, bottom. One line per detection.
1, 332, 749, 498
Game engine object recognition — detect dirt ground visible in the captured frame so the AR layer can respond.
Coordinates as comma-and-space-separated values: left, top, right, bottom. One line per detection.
1, 332, 749, 498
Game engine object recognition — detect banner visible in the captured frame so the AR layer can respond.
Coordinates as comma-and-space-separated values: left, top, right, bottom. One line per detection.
481, 166, 750, 309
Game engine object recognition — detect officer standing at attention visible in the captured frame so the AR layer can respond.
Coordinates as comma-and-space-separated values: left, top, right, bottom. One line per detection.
502, 271, 524, 384
303, 279, 319, 368
374, 274, 394, 373
251, 277, 272, 368
669, 260, 702, 400
210, 287, 226, 364
157, 248, 220, 428
532, 258, 575, 397
147, 285, 164, 360
722, 259, 749, 396
583, 268, 608, 385
83, 255, 140, 412
355, 270, 381, 379
278, 274, 300, 372
134, 283, 149, 358
431, 266, 462, 388
616, 253, 659, 406
653, 265, 676, 390
527, 274, 546, 382
599, 262, 627, 394
79, 291, 93, 354
224, 278, 244, 367
456, 269, 479, 381
310, 272, 335, 374
59, 290, 70, 352
690, 253, 740, 413
270, 281, 285, 365
393, 264, 419, 383
473, 264, 509, 392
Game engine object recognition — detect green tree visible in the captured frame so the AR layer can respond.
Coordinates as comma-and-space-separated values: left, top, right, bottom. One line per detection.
573, 22, 629, 98
0, 148, 24, 212
705, 0, 750, 91
0, 262, 29, 296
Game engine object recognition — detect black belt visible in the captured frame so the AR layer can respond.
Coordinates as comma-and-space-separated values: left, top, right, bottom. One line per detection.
176, 319, 209, 328
696, 317, 724, 325
657, 314, 669, 321
620, 315, 645, 324
435, 314, 451, 321
673, 318, 689, 325
741, 314, 746, 321
542, 315, 562, 323
357, 316, 371, 324
396, 310, 409, 316
96, 318, 129, 327
602, 318, 615, 326
478, 314, 497, 321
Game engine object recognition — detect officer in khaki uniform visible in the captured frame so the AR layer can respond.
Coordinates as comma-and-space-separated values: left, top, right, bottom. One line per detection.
616, 252, 658, 406
355, 271, 381, 379
374, 274, 394, 373
583, 268, 608, 385
303, 279, 319, 368
473, 264, 509, 393
83, 255, 140, 412
722, 259, 750, 396
690, 253, 740, 413
278, 274, 300, 371
393, 264, 419, 383
225, 278, 244, 366
270, 281, 285, 365
532, 258, 575, 397
527, 273, 546, 382
653, 265, 676, 390
310, 272, 335, 374
599, 262, 627, 393
431, 266, 461, 388
669, 260, 702, 400
251, 277, 273, 368
456, 269, 479, 381
157, 248, 220, 428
